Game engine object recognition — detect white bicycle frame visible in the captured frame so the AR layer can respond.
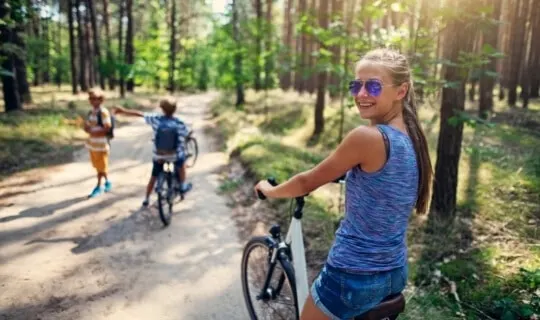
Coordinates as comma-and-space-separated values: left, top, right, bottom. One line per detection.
283, 179, 344, 314
284, 215, 309, 314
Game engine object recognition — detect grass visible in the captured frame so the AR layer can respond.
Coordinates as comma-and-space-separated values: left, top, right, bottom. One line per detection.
212, 88, 540, 319
0, 85, 162, 179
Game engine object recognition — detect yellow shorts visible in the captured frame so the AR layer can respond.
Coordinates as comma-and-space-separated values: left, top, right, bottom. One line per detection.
89, 150, 109, 174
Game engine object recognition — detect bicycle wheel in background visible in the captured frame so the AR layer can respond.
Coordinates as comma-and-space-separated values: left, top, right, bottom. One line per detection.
157, 171, 174, 226
241, 237, 299, 320
185, 137, 198, 168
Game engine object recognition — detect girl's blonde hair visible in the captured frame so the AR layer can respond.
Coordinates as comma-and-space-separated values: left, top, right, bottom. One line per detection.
357, 48, 433, 214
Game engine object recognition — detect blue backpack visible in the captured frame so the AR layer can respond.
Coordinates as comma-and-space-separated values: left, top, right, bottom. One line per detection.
154, 119, 179, 153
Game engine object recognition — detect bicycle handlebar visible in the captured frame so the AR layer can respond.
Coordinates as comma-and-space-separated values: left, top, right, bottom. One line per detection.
256, 174, 345, 201
257, 177, 278, 200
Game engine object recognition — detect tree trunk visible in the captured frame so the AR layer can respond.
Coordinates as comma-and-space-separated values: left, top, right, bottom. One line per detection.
329, 0, 343, 99
264, 0, 274, 89
42, 0, 50, 84
430, 0, 476, 218
520, 0, 534, 108
102, 0, 115, 90
125, 0, 134, 92
29, 0, 41, 86
87, 0, 104, 89
254, 0, 263, 91
279, 0, 294, 90
118, 0, 125, 97
530, 1, 540, 98
168, 0, 176, 93
313, 0, 329, 137
294, 0, 307, 93
232, 0, 245, 106
67, 0, 78, 94
84, 5, 94, 87
306, 0, 317, 94
507, 0, 528, 107
75, 0, 88, 91
55, 12, 62, 88
1, 1, 22, 112
13, 24, 32, 103
479, 0, 502, 119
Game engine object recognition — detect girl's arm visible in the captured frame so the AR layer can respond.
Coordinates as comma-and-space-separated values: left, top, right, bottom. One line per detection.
255, 125, 386, 199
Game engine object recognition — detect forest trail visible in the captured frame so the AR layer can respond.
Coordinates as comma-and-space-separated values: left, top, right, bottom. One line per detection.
0, 92, 249, 320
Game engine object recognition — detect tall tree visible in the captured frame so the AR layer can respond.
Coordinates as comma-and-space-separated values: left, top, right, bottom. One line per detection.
430, 0, 478, 218
278, 0, 294, 90
1, 0, 23, 112
102, 0, 114, 90
87, 0, 104, 89
264, 0, 274, 89
479, 0, 502, 118
253, 0, 263, 90
313, 0, 329, 137
125, 0, 134, 92
118, 0, 125, 97
232, 0, 245, 106
75, 0, 88, 91
168, 0, 176, 92
294, 0, 307, 93
14, 21, 31, 103
507, 0, 529, 107
67, 0, 78, 94
328, 0, 343, 99
529, 0, 540, 97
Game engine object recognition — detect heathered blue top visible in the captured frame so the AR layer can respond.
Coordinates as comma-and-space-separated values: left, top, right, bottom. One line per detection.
327, 124, 419, 272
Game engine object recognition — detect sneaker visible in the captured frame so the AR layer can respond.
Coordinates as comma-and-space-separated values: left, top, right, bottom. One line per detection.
142, 199, 149, 207
180, 182, 193, 194
104, 181, 112, 193
88, 186, 103, 198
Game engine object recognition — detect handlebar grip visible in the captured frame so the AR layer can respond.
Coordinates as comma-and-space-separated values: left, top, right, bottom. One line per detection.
257, 177, 278, 200
333, 174, 346, 183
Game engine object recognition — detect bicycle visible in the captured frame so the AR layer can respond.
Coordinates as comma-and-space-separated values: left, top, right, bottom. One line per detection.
241, 177, 406, 320
155, 157, 186, 226
184, 129, 198, 168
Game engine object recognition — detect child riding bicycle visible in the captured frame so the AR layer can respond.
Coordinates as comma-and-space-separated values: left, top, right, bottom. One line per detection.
113, 97, 193, 207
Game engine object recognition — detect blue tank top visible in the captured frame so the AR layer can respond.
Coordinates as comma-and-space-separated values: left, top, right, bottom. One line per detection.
327, 124, 419, 272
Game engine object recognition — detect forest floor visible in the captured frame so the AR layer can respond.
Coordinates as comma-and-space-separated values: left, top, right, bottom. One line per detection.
0, 89, 250, 319
212, 89, 540, 320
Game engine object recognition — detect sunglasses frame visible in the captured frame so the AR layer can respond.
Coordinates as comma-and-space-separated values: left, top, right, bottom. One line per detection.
348, 79, 387, 97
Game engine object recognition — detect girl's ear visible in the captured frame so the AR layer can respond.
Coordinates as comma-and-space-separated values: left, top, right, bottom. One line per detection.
395, 82, 409, 101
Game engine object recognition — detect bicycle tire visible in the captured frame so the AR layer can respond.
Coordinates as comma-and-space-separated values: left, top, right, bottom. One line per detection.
185, 137, 198, 168
241, 236, 299, 320
157, 172, 173, 226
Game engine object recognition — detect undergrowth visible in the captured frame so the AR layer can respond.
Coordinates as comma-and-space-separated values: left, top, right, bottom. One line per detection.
213, 89, 540, 320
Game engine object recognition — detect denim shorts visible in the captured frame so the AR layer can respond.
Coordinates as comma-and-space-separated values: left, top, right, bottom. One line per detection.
151, 155, 185, 177
311, 263, 408, 320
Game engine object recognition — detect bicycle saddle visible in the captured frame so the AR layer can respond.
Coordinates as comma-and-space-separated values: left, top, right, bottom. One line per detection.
354, 293, 405, 320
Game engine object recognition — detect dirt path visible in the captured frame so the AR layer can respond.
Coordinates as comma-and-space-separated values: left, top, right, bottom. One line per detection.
0, 93, 249, 320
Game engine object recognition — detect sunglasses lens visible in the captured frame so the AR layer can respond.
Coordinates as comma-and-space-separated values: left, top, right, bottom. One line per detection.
366, 80, 382, 96
349, 80, 362, 96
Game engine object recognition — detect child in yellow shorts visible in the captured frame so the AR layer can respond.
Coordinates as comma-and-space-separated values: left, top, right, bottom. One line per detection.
84, 88, 112, 198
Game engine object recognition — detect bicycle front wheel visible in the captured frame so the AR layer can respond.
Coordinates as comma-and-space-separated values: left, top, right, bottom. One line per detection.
185, 137, 198, 168
157, 172, 173, 226
241, 237, 299, 320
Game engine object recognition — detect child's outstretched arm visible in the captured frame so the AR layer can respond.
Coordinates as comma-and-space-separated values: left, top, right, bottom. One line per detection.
112, 106, 144, 117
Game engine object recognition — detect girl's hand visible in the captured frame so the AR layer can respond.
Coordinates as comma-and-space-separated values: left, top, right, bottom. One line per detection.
254, 180, 274, 199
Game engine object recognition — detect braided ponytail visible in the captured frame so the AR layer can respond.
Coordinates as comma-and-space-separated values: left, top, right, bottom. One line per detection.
360, 49, 433, 214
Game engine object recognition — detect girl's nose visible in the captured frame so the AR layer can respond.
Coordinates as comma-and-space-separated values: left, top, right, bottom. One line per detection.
356, 84, 369, 98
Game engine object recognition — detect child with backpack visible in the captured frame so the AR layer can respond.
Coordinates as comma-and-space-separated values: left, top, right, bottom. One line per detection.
112, 97, 193, 207
84, 88, 114, 198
